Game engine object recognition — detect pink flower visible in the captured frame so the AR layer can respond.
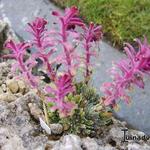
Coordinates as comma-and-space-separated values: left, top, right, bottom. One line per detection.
83, 22, 103, 79
52, 6, 85, 31
134, 38, 150, 74
52, 6, 85, 76
102, 37, 150, 107
32, 49, 56, 80
4, 40, 38, 87
28, 17, 53, 49
4, 40, 30, 59
45, 73, 75, 117
83, 22, 103, 43
28, 17, 56, 80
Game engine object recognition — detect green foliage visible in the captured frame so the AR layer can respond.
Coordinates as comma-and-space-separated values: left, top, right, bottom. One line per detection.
52, 0, 150, 48
48, 82, 112, 136
74, 82, 100, 105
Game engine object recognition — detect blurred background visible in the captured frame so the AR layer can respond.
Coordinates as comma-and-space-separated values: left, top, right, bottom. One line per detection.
51, 0, 150, 48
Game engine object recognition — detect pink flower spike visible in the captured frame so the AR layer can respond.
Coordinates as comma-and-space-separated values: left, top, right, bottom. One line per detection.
101, 37, 150, 107
45, 73, 75, 117
4, 40, 30, 57
83, 22, 103, 79
27, 17, 56, 80
52, 6, 85, 76
27, 17, 54, 50
4, 40, 38, 88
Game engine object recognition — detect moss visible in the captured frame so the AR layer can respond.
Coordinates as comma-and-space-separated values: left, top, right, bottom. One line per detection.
51, 0, 150, 48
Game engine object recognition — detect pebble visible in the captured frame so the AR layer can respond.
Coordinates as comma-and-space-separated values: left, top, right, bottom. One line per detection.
1, 83, 7, 92
0, 93, 17, 102
6, 79, 19, 94
53, 134, 82, 150
7, 73, 13, 79
0, 127, 26, 150
49, 123, 63, 135
28, 103, 44, 120
82, 137, 99, 150
6, 79, 28, 95
17, 80, 27, 94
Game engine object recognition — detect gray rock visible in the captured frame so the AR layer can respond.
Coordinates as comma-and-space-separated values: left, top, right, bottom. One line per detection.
28, 102, 44, 120
0, 126, 25, 150
100, 145, 116, 150
0, 92, 48, 150
82, 137, 99, 150
6, 78, 29, 95
103, 118, 150, 149
1, 83, 7, 92
128, 143, 150, 150
0, 101, 10, 121
0, 93, 17, 102
49, 123, 63, 135
0, 62, 11, 84
17, 80, 28, 94
53, 134, 82, 150
6, 79, 19, 94
0, 20, 9, 50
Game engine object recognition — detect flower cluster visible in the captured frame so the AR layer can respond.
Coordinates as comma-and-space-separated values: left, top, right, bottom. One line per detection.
45, 73, 75, 117
28, 17, 56, 80
28, 17, 48, 49
52, 6, 85, 76
4, 40, 38, 87
3, 6, 102, 117
101, 37, 150, 107
82, 22, 102, 79
3, 5, 150, 119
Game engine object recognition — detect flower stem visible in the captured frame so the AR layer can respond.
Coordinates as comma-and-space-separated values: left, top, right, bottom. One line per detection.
43, 101, 49, 125
37, 90, 49, 125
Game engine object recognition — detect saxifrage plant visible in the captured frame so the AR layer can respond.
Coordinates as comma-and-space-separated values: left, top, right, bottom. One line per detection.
101, 37, 150, 108
2, 6, 150, 135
